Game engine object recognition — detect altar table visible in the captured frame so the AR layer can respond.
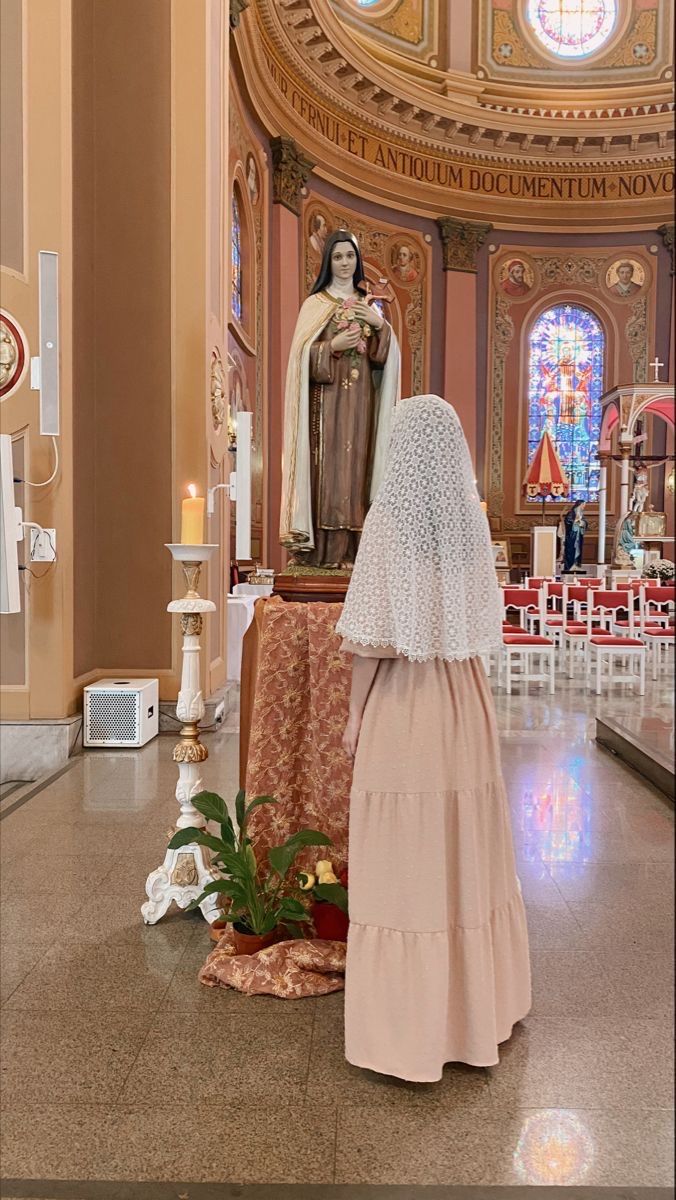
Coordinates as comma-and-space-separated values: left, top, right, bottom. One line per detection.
226, 595, 257, 682
240, 597, 351, 870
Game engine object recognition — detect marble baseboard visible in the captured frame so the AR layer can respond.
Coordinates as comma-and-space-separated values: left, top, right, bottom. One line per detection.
158, 682, 238, 734
0, 716, 82, 784
596, 715, 675, 800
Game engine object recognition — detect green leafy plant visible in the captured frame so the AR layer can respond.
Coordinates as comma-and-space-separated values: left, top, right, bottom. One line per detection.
168, 790, 333, 937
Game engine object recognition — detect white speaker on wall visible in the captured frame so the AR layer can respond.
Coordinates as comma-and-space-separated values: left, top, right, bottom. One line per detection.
30, 250, 60, 436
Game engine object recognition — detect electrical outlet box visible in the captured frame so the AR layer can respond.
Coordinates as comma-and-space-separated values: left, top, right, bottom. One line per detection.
30, 527, 56, 562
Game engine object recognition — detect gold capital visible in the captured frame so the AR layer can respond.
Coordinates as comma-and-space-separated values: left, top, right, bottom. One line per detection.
437, 217, 493, 273
229, 0, 249, 30
271, 137, 314, 216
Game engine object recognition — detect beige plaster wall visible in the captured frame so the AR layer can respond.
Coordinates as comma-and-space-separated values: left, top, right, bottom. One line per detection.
72, 0, 172, 679
0, 0, 75, 719
0, 0, 24, 275
2, 0, 229, 719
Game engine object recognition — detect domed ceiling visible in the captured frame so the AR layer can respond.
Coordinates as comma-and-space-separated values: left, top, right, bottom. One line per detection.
233, 0, 674, 229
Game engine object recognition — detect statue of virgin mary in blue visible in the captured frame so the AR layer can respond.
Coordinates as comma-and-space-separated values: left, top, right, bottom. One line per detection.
562, 501, 588, 572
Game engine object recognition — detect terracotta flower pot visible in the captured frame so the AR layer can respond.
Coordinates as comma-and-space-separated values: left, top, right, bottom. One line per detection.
311, 900, 349, 942
209, 917, 229, 944
232, 923, 278, 956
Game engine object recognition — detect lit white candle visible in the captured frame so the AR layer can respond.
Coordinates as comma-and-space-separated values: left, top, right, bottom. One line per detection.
180, 483, 205, 545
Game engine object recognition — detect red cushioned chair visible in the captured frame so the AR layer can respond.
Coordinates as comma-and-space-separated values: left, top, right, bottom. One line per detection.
499, 588, 555, 695
585, 589, 645, 696
639, 586, 675, 680
611, 579, 644, 635
524, 579, 564, 636
560, 585, 611, 678
536, 581, 568, 655
569, 575, 603, 621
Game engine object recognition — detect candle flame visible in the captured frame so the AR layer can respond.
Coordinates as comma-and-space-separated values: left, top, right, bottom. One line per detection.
187, 483, 197, 498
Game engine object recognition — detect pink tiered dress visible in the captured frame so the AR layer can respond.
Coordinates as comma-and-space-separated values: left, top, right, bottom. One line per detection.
342, 640, 531, 1081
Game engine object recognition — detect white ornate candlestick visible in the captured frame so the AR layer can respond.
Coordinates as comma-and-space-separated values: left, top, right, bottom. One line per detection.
142, 544, 222, 925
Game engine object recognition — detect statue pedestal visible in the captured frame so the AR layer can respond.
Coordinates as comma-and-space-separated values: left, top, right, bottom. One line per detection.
273, 571, 350, 603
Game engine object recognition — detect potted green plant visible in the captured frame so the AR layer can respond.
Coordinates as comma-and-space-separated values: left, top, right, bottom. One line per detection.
168, 789, 333, 954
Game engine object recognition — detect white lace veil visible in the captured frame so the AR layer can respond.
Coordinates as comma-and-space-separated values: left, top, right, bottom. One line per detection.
336, 394, 503, 663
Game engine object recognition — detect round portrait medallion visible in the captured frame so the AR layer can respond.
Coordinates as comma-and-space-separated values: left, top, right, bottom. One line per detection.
0, 310, 29, 402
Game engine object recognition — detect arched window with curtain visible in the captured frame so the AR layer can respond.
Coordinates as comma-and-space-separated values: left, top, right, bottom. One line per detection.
231, 191, 243, 323
527, 303, 605, 503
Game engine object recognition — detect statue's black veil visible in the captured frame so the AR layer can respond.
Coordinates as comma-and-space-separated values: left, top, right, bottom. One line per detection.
309, 230, 365, 295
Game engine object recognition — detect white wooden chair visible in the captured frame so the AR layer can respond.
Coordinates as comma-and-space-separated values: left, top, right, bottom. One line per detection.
639, 586, 675, 680
585, 590, 645, 696
560, 585, 610, 678
499, 588, 555, 695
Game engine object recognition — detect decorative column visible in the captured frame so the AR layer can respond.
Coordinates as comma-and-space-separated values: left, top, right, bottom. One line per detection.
619, 441, 632, 517
437, 217, 492, 469
142, 544, 222, 925
659, 224, 675, 384
597, 451, 609, 572
268, 138, 314, 570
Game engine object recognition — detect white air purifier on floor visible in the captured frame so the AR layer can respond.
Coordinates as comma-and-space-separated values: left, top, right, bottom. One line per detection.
84, 678, 159, 748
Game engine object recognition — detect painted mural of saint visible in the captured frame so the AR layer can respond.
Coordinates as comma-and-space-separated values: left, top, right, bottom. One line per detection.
501, 259, 531, 297
610, 261, 640, 297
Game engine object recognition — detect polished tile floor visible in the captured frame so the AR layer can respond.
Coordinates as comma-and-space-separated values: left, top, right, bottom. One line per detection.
1, 676, 673, 1193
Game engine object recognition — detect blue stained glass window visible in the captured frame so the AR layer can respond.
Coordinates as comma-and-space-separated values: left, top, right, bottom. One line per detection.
527, 304, 604, 504
231, 192, 242, 322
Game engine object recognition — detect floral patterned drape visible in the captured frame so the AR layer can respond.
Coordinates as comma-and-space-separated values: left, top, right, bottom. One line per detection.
245, 598, 352, 872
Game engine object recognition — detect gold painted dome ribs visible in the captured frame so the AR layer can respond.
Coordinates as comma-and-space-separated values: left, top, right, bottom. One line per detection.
239, 0, 674, 228
337, 70, 364, 93
399, 105, 421, 127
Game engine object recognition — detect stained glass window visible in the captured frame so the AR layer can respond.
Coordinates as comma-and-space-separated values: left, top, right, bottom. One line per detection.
527, 304, 604, 503
527, 0, 617, 58
231, 192, 242, 322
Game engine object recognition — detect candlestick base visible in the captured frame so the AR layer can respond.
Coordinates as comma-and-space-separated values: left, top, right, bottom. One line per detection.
142, 840, 223, 925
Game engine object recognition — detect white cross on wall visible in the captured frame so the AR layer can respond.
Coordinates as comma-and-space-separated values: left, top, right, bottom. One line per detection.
649, 356, 664, 383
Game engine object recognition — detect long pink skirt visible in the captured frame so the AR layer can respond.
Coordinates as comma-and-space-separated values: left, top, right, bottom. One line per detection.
344, 655, 531, 1080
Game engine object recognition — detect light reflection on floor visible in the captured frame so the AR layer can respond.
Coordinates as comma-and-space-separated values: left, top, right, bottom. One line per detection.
514, 1110, 594, 1184
515, 770, 593, 864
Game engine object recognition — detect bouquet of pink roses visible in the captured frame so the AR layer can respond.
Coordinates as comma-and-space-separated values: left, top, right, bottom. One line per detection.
331, 296, 372, 380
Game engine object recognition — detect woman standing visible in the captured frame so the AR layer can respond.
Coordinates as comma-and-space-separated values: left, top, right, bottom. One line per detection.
280, 230, 400, 568
336, 394, 531, 1080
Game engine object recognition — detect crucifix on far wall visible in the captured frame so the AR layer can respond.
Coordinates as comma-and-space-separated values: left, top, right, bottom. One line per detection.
649, 356, 664, 383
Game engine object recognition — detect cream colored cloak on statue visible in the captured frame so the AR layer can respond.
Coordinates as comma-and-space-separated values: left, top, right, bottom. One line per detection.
280, 292, 400, 552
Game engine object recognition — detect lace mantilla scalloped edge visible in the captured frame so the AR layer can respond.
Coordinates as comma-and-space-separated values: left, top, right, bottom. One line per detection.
336, 630, 503, 663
